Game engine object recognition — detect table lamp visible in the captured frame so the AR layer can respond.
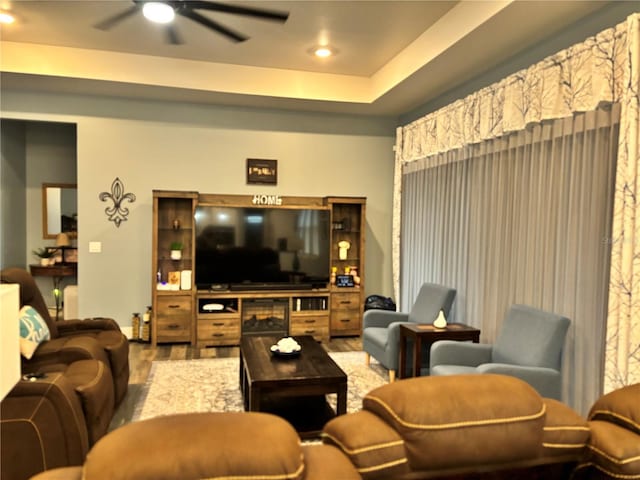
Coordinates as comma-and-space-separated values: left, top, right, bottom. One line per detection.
0, 284, 21, 400
56, 232, 70, 247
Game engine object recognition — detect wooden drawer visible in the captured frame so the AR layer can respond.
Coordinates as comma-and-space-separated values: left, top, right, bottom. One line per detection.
157, 296, 192, 316
156, 316, 191, 342
290, 313, 329, 341
197, 317, 240, 346
330, 309, 362, 336
156, 295, 192, 343
331, 292, 361, 311
289, 324, 329, 342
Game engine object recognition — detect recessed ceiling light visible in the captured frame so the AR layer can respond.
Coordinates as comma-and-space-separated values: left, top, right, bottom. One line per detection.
142, 2, 175, 24
0, 10, 15, 24
310, 46, 337, 58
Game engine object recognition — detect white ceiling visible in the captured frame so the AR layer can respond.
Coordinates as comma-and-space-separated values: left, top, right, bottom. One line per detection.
0, 0, 618, 116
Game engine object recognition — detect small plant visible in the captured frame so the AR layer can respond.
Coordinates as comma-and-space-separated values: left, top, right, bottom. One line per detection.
32, 247, 55, 259
169, 242, 183, 260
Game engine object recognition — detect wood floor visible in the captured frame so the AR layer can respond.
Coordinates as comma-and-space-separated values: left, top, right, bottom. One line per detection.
110, 336, 363, 429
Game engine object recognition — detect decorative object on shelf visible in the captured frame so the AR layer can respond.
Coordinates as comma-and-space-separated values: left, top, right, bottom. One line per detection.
338, 240, 351, 260
131, 312, 141, 341
336, 274, 355, 287
251, 194, 282, 205
433, 310, 448, 328
330, 266, 337, 285
140, 306, 152, 343
98, 177, 137, 227
180, 270, 192, 290
140, 306, 151, 343
247, 158, 277, 185
170, 242, 183, 260
168, 271, 181, 290
172, 219, 181, 230
32, 247, 56, 266
349, 266, 361, 286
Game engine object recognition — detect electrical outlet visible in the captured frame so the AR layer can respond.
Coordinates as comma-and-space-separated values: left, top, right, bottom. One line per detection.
89, 241, 102, 253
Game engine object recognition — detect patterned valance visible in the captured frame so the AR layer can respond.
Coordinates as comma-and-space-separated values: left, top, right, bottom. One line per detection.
397, 18, 630, 164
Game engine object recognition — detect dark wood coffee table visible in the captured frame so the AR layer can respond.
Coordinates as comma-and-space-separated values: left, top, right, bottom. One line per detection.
239, 335, 347, 438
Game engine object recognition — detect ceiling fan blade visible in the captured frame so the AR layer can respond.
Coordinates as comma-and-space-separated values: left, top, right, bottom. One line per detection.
93, 5, 140, 30
180, 1, 289, 22
178, 9, 248, 42
165, 24, 183, 44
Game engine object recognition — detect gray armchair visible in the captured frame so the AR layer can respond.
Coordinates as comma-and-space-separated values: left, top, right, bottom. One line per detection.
362, 283, 456, 382
430, 304, 570, 400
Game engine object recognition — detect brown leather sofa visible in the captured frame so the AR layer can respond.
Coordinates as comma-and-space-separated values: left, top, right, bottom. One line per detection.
574, 383, 640, 479
32, 374, 634, 480
1, 268, 129, 406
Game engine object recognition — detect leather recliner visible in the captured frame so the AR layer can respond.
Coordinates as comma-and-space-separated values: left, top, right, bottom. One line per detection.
430, 304, 570, 400
1, 268, 129, 406
362, 282, 457, 382
1, 371, 90, 480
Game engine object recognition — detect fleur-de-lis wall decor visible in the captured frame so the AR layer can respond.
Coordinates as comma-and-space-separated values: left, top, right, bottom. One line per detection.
99, 177, 136, 227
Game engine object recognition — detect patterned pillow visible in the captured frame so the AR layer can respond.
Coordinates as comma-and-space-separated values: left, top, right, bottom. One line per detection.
19, 305, 51, 359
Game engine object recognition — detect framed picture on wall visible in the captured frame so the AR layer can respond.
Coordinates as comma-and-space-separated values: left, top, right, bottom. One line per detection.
247, 158, 277, 185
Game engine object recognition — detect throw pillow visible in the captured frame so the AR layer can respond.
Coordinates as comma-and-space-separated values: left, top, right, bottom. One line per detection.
19, 305, 51, 359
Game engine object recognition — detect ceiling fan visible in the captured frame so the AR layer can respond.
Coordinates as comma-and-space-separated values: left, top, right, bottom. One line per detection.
94, 1, 289, 44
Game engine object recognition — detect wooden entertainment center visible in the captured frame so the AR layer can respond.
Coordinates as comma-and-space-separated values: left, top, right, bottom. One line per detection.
151, 191, 365, 347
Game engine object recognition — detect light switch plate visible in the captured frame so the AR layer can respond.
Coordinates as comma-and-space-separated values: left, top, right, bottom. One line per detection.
89, 241, 102, 253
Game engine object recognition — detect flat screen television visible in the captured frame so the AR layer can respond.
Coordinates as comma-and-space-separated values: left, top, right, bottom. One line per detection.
195, 206, 331, 290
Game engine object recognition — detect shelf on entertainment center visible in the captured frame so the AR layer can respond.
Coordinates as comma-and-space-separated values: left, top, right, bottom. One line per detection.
152, 191, 198, 346
196, 288, 331, 346
197, 288, 330, 296
328, 197, 366, 337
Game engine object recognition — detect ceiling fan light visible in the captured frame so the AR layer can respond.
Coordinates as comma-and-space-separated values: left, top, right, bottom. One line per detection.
142, 2, 175, 24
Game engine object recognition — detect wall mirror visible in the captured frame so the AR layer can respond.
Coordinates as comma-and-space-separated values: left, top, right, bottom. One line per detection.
42, 183, 77, 239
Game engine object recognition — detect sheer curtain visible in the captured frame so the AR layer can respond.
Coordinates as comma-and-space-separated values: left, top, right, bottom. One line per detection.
401, 106, 620, 413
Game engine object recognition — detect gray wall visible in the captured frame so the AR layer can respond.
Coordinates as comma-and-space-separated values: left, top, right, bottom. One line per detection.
1, 92, 395, 329
1, 120, 27, 269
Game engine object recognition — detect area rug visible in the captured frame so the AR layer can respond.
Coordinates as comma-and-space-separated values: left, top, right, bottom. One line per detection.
133, 351, 387, 422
